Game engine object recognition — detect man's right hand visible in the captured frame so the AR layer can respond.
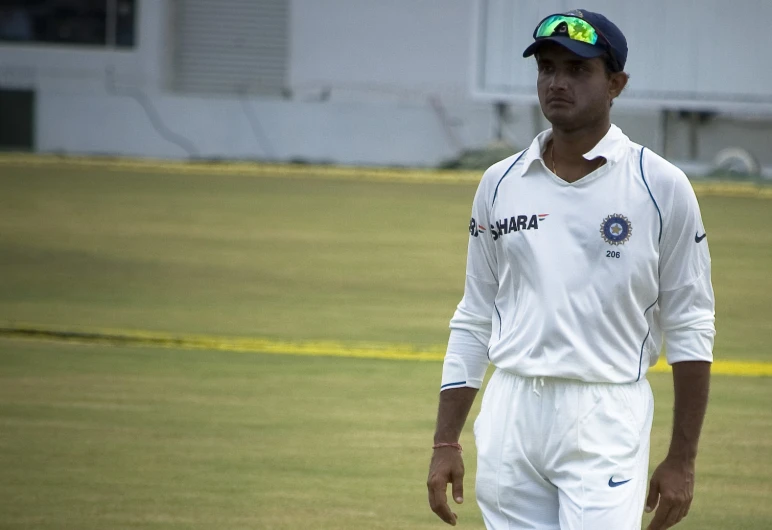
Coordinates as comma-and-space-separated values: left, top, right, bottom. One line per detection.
427, 446, 466, 526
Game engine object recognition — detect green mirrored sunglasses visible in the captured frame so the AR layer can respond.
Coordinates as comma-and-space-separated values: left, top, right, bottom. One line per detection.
533, 15, 600, 46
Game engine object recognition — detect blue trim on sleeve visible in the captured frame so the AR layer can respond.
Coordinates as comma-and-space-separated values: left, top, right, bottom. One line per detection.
637, 330, 652, 382
491, 149, 528, 208
637, 298, 659, 381
494, 302, 502, 339
639, 147, 663, 244
441, 381, 467, 389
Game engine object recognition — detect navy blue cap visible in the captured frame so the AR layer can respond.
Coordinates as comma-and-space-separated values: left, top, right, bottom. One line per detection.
522, 9, 628, 72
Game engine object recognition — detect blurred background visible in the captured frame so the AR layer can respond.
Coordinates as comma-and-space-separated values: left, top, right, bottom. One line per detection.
0, 0, 771, 175
1, 2, 770, 529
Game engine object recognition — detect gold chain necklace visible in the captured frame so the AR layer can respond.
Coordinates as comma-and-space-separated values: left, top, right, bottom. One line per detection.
550, 141, 603, 179
549, 141, 558, 177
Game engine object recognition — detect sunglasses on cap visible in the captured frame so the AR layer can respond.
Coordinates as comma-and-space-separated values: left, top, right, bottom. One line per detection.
533, 15, 620, 70
534, 14, 604, 44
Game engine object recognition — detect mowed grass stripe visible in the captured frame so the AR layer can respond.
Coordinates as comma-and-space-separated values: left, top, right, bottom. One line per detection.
1, 325, 770, 377
1, 153, 770, 198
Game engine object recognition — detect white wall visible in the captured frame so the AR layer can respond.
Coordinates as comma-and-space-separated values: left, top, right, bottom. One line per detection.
38, 93, 494, 165
477, 0, 772, 110
0, 0, 770, 171
0, 0, 500, 165
290, 0, 475, 101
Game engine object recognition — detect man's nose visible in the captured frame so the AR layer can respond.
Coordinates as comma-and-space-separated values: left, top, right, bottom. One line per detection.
549, 70, 569, 90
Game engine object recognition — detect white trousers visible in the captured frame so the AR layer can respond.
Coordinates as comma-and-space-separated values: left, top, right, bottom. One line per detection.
474, 369, 654, 530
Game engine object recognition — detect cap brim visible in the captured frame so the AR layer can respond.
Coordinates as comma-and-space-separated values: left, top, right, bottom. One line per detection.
522, 36, 605, 59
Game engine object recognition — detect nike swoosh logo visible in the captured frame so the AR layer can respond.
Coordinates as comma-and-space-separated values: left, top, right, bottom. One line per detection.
695, 232, 707, 243
608, 477, 632, 488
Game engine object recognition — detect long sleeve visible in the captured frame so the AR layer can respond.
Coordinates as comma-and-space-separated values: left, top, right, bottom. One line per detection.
441, 170, 499, 390
657, 170, 715, 364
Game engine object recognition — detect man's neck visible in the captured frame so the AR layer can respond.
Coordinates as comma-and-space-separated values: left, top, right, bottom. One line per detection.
546, 118, 611, 183
551, 119, 611, 163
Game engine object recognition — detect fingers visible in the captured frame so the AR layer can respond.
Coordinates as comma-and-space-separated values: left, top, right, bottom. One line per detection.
672, 497, 693, 527
645, 477, 659, 514
427, 449, 464, 525
645, 458, 697, 529
646, 498, 676, 530
681, 496, 693, 519
662, 502, 682, 529
645, 477, 670, 530
451, 470, 465, 504
427, 479, 457, 526
646, 494, 692, 530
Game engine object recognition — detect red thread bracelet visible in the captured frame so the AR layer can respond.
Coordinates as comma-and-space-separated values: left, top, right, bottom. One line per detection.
433, 442, 463, 452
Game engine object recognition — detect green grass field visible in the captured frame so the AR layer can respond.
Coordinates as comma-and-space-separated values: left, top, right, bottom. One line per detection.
1, 162, 771, 529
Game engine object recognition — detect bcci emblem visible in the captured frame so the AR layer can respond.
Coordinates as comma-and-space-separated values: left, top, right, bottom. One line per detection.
600, 214, 632, 245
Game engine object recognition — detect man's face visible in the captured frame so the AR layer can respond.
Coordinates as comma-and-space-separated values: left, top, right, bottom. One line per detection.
536, 43, 620, 131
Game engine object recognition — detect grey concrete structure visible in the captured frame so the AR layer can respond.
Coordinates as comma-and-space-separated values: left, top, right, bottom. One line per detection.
0, 0, 769, 174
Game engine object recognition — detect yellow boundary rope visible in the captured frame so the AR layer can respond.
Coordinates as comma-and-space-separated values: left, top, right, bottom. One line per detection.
2, 154, 768, 374
1, 153, 770, 198
1, 324, 770, 377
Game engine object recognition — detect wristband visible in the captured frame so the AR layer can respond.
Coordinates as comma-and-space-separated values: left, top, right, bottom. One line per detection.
433, 442, 463, 452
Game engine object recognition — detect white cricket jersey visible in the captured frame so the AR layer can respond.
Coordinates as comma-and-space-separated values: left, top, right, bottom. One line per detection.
441, 125, 715, 387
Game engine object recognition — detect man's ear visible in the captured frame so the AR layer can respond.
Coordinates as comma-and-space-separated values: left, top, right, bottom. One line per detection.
609, 72, 629, 101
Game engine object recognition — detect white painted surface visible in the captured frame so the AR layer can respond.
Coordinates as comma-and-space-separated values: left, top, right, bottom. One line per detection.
290, 0, 475, 100
0, 0, 770, 170
38, 92, 495, 166
476, 0, 772, 110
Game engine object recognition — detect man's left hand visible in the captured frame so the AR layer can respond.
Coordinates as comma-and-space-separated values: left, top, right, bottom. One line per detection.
645, 457, 695, 530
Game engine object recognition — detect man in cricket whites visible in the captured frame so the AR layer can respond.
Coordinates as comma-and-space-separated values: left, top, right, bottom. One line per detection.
427, 9, 714, 530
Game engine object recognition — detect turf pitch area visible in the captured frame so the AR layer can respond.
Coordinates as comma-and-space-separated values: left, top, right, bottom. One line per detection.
1, 162, 771, 529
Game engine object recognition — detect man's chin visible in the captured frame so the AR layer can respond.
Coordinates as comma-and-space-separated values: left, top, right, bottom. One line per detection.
543, 110, 578, 129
